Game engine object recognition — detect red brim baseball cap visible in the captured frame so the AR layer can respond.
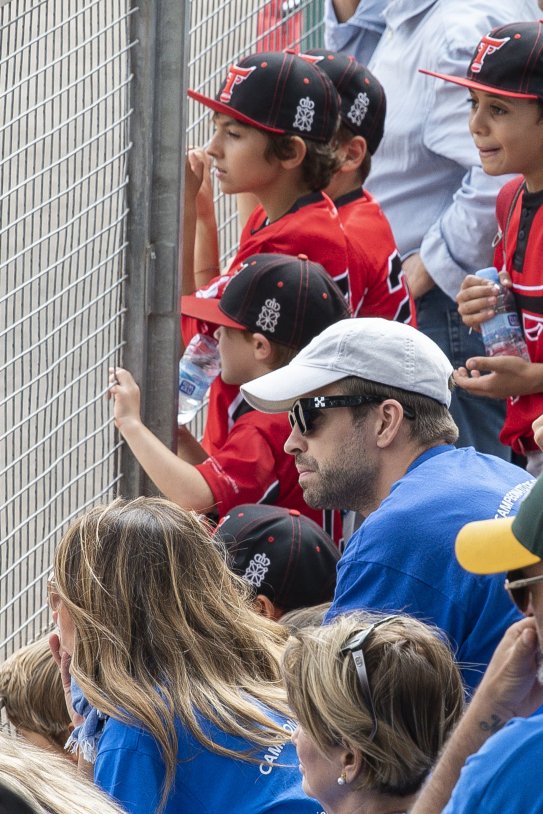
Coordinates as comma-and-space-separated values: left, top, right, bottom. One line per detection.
187, 51, 340, 143
181, 294, 245, 330
187, 89, 286, 134
420, 21, 543, 101
418, 68, 539, 100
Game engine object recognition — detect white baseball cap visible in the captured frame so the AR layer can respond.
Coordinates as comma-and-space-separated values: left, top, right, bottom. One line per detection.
241, 318, 453, 412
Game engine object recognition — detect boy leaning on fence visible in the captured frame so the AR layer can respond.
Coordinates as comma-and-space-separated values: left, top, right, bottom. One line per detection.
108, 253, 350, 531
181, 51, 351, 464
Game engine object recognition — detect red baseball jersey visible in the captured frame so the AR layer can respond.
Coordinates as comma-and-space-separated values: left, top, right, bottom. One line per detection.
494, 177, 543, 454
335, 187, 415, 324
182, 190, 351, 456
181, 191, 349, 542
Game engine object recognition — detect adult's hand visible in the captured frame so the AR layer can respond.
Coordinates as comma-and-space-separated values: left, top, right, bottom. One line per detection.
49, 631, 84, 728
402, 253, 435, 299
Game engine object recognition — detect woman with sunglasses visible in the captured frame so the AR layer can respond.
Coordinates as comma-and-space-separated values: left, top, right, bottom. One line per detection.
282, 613, 464, 814
50, 497, 323, 814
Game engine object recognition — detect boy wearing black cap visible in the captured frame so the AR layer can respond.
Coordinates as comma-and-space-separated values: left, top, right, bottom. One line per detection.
109, 254, 349, 533
183, 50, 350, 457
216, 503, 339, 619
423, 21, 543, 472
303, 49, 414, 324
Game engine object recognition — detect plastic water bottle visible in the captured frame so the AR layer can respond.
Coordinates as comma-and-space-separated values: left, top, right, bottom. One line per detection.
178, 334, 221, 425
475, 267, 529, 360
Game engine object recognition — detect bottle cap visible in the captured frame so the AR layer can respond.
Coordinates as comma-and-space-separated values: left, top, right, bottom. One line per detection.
475, 267, 499, 283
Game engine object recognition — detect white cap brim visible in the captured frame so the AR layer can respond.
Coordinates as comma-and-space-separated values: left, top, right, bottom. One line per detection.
241, 362, 348, 412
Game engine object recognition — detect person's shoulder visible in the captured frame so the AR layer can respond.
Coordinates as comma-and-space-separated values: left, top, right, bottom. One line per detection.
98, 715, 162, 759
445, 714, 543, 812
436, 1, 535, 57
234, 408, 290, 434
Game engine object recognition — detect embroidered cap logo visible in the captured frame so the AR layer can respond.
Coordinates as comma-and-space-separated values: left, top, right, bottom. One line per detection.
244, 552, 271, 587
220, 64, 257, 102
470, 35, 510, 74
293, 97, 315, 132
256, 298, 281, 333
347, 91, 370, 127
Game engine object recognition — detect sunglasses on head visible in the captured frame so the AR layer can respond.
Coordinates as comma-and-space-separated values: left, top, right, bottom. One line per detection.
504, 570, 543, 614
288, 395, 416, 436
340, 615, 396, 741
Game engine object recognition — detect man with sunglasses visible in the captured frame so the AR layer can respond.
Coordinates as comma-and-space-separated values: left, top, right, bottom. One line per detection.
241, 317, 534, 694
410, 472, 543, 813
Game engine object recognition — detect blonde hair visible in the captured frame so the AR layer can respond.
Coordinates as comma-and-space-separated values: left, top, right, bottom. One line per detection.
0, 733, 124, 814
54, 497, 292, 807
0, 636, 71, 750
282, 612, 464, 797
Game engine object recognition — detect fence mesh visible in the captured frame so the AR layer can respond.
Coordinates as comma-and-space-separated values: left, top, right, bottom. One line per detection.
0, 0, 132, 659
0, 0, 324, 661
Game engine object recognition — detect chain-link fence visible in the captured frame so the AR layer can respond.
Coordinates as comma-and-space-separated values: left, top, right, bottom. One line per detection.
0, 0, 324, 661
0, 0, 133, 658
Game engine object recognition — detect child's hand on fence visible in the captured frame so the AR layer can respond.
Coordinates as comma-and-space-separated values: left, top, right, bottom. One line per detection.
456, 274, 498, 331
107, 367, 142, 432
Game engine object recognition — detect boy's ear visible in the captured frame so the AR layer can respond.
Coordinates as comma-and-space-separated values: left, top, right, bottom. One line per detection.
339, 135, 367, 173
278, 136, 307, 170
250, 332, 274, 362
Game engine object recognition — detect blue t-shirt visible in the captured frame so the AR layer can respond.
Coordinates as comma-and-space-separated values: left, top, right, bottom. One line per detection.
94, 707, 323, 814
443, 714, 543, 812
325, 446, 533, 693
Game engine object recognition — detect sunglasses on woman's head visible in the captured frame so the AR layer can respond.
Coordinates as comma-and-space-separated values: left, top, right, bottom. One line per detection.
504, 570, 543, 614
288, 395, 415, 436
340, 615, 396, 741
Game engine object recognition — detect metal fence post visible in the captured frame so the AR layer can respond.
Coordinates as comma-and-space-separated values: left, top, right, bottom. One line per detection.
121, 0, 189, 497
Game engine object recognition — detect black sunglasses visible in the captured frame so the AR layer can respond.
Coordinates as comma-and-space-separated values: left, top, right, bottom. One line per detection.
341, 615, 396, 740
504, 570, 543, 614
288, 395, 415, 436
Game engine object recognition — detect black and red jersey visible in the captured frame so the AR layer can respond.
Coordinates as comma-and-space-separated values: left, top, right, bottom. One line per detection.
494, 177, 543, 454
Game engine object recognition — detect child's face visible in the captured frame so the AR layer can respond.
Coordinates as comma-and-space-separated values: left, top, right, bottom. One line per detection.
469, 90, 543, 192
215, 325, 256, 385
206, 114, 282, 197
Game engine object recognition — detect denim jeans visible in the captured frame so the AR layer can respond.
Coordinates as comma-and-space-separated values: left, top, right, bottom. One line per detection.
417, 287, 512, 461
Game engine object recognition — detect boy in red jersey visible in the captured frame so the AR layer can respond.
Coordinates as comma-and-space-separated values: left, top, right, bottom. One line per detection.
424, 21, 543, 474
183, 51, 350, 458
109, 254, 349, 537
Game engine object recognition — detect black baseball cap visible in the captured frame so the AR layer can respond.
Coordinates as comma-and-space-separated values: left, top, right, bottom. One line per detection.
301, 49, 386, 154
420, 20, 543, 100
188, 51, 340, 143
216, 504, 340, 612
181, 253, 350, 350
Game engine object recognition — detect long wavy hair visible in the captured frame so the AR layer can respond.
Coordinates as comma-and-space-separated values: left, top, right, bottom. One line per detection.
282, 612, 464, 797
54, 497, 292, 805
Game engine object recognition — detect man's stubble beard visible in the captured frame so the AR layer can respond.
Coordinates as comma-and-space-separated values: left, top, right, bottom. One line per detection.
298, 446, 379, 515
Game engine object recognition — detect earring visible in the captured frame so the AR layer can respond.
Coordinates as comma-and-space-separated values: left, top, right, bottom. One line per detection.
337, 771, 347, 785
